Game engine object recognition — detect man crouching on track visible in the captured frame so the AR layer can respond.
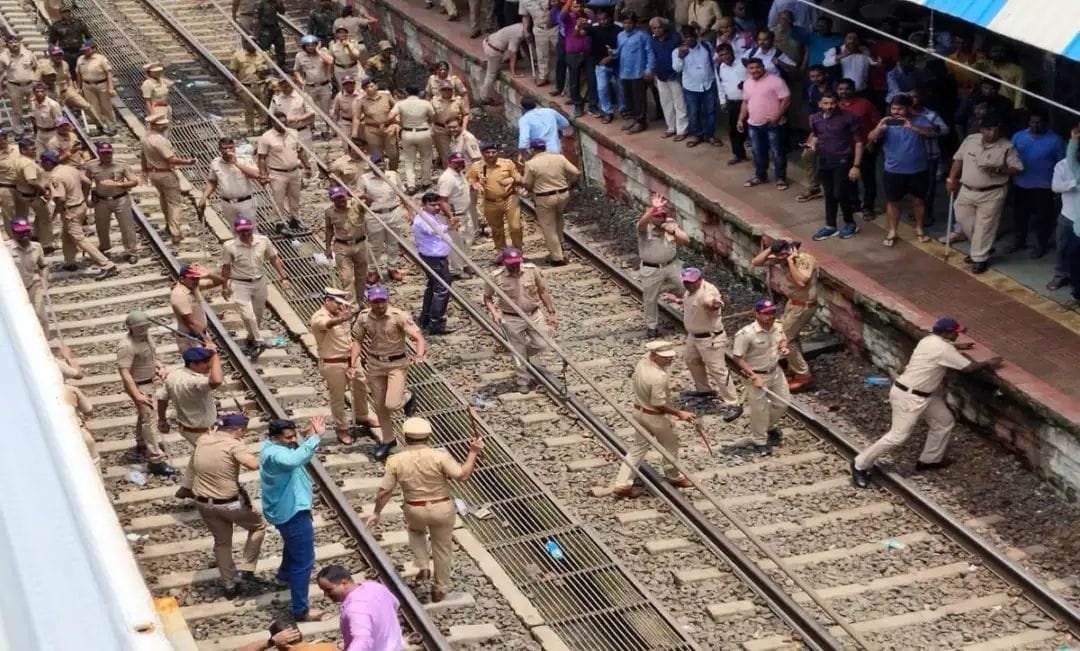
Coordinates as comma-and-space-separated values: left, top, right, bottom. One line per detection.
366, 416, 484, 603
190, 412, 266, 599
608, 341, 697, 498
851, 318, 1004, 488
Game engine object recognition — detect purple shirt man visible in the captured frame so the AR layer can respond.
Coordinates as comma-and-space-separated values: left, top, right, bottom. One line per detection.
317, 565, 405, 651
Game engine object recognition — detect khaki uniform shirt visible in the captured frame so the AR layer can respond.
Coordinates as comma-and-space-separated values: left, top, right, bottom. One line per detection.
451, 131, 482, 165
683, 280, 724, 334
49, 164, 88, 207
365, 53, 398, 87
294, 48, 332, 85
47, 132, 90, 167
523, 152, 579, 194
49, 58, 76, 93
638, 222, 678, 265
391, 96, 433, 129
436, 167, 470, 214
354, 91, 394, 127
84, 159, 136, 199
465, 158, 520, 200
229, 49, 263, 85
171, 283, 206, 336
487, 23, 524, 53
62, 382, 92, 417
331, 90, 358, 123
732, 320, 786, 371
269, 91, 311, 129
310, 306, 352, 358
329, 38, 366, 70
159, 366, 217, 429
192, 432, 248, 499
518, 0, 553, 28
31, 96, 63, 130
326, 200, 367, 240
783, 251, 818, 302
431, 96, 466, 128
14, 155, 44, 195
631, 355, 669, 408
425, 74, 467, 101
953, 134, 1022, 189
360, 170, 404, 212
116, 334, 158, 384
379, 445, 463, 501
330, 154, 366, 187
0, 143, 20, 184
75, 53, 110, 84
895, 334, 971, 394
141, 132, 176, 171
209, 156, 256, 199
224, 234, 276, 279
0, 47, 38, 84
256, 128, 302, 171
141, 77, 172, 107
334, 13, 370, 38
352, 305, 412, 361
484, 264, 545, 314
8, 240, 45, 289
687, 0, 722, 33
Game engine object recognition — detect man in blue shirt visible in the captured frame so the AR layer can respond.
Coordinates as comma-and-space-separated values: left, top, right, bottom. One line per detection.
259, 414, 325, 622
517, 97, 571, 154
413, 192, 456, 334
805, 16, 840, 70
645, 17, 687, 139
613, 12, 650, 133
1010, 111, 1065, 258
867, 94, 937, 247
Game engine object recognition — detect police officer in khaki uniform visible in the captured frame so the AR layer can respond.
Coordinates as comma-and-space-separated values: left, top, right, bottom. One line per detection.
46, 118, 90, 167
159, 345, 224, 498
436, 152, 473, 278
425, 61, 469, 110
85, 141, 140, 264
141, 62, 172, 119
519, 0, 557, 85
350, 285, 424, 460
731, 299, 789, 453
328, 136, 368, 187
7, 217, 47, 331
480, 23, 524, 104
13, 139, 50, 248
0, 130, 20, 227
431, 82, 468, 170
358, 152, 410, 282
43, 150, 119, 280
222, 217, 291, 354
41, 47, 98, 124
483, 247, 558, 391
752, 238, 819, 393
523, 139, 579, 265
269, 79, 316, 150
366, 41, 399, 93
0, 36, 38, 137
116, 309, 175, 476
141, 114, 195, 244
637, 195, 687, 339
191, 412, 266, 598
171, 263, 226, 352
62, 378, 100, 472
329, 28, 366, 87
390, 86, 435, 192
257, 111, 312, 224
448, 119, 482, 167
75, 40, 117, 135
851, 318, 1003, 488
293, 35, 333, 138
945, 115, 1024, 274
352, 78, 398, 169
229, 40, 266, 135
323, 187, 369, 301
330, 76, 361, 151
310, 287, 378, 445
673, 267, 742, 421
366, 416, 483, 602
199, 136, 263, 223
609, 340, 696, 498
30, 83, 63, 152
466, 142, 522, 255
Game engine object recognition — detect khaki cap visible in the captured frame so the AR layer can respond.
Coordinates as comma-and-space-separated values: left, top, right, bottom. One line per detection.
323, 287, 351, 303
378, 40, 393, 51
645, 340, 676, 357
401, 417, 432, 439
147, 113, 170, 126
144, 62, 164, 72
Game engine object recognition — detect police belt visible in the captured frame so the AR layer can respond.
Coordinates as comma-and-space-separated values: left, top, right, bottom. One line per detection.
640, 256, 676, 268
534, 187, 569, 197
305, 80, 331, 87
334, 62, 355, 68
222, 194, 252, 203
894, 381, 932, 398
321, 356, 351, 363
18, 190, 38, 198
690, 330, 724, 338
502, 308, 539, 317
93, 191, 128, 200
134, 378, 156, 385
402, 126, 430, 132
231, 275, 263, 283
633, 403, 662, 415
36, 125, 57, 131
363, 121, 383, 129
962, 182, 1006, 192
752, 365, 778, 374
483, 39, 505, 53
269, 165, 299, 173
146, 166, 173, 173
6, 79, 32, 86
195, 495, 239, 505
405, 496, 450, 506
368, 352, 407, 362
181, 426, 211, 433
82, 78, 108, 84
63, 200, 85, 209
335, 235, 367, 244
0, 183, 16, 189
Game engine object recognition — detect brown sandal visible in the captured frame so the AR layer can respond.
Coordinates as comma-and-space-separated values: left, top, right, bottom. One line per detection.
686, 137, 703, 148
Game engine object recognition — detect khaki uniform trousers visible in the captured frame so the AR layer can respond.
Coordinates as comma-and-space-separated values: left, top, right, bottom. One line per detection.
441, 0, 459, 17
304, 84, 332, 127
484, 193, 522, 251
233, 277, 268, 343
5, 81, 33, 134
93, 194, 137, 253
480, 49, 502, 100
614, 410, 680, 487
133, 379, 167, 460
505, 309, 548, 387
82, 81, 116, 129
0, 187, 17, 230
400, 128, 433, 189
220, 196, 257, 224
195, 500, 267, 588
684, 333, 739, 405
780, 302, 816, 377
366, 206, 410, 274
640, 260, 682, 330
954, 185, 1007, 263
148, 171, 184, 241
321, 360, 370, 430
34, 127, 57, 153
747, 367, 789, 446
468, 0, 491, 33
16, 193, 53, 248
60, 86, 98, 122
363, 126, 400, 170
367, 359, 408, 444
533, 191, 569, 262
433, 127, 452, 170
403, 499, 456, 589
27, 282, 46, 332
268, 168, 302, 218
240, 83, 262, 132
447, 210, 474, 276
332, 239, 369, 302
855, 386, 954, 470
61, 204, 111, 266
180, 427, 207, 489
533, 26, 558, 81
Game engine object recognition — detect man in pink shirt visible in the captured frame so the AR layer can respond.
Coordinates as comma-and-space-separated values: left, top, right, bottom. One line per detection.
736, 58, 791, 190
317, 565, 404, 651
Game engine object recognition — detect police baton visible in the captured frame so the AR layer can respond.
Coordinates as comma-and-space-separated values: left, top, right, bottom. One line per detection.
44, 288, 64, 346
693, 420, 715, 457
942, 192, 956, 262
527, 40, 539, 81
144, 315, 208, 344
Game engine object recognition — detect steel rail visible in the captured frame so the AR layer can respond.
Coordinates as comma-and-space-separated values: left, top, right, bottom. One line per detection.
555, 208, 1080, 641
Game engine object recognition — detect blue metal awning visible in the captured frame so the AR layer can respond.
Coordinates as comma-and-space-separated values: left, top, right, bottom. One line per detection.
903, 0, 1080, 62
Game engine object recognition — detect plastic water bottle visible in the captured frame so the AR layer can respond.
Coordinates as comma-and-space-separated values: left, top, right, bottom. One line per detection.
864, 376, 891, 387
544, 540, 565, 561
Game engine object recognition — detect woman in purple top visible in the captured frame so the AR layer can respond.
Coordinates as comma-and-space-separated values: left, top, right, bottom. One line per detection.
561, 8, 592, 117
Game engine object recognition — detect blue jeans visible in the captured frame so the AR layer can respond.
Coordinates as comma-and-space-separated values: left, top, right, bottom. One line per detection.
748, 123, 788, 182
683, 86, 717, 140
419, 254, 452, 330
275, 510, 314, 616
594, 64, 625, 115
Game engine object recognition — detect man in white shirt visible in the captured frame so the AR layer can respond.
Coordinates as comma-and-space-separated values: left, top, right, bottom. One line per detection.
742, 29, 796, 78
1049, 130, 1079, 291
823, 30, 879, 92
716, 43, 747, 165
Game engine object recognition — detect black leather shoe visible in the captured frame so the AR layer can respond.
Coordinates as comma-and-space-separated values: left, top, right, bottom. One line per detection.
235, 570, 255, 583
766, 428, 782, 446
751, 443, 773, 455
351, 422, 377, 441
851, 461, 872, 488
1047, 277, 1070, 291
682, 389, 716, 399
971, 261, 989, 274
645, 328, 659, 339
223, 583, 242, 599
914, 458, 954, 472
147, 461, 178, 476
721, 404, 744, 422
427, 326, 457, 336
403, 390, 418, 416
372, 442, 395, 462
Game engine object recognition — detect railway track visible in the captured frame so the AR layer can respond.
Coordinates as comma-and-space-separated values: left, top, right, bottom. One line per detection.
9, 0, 1080, 647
